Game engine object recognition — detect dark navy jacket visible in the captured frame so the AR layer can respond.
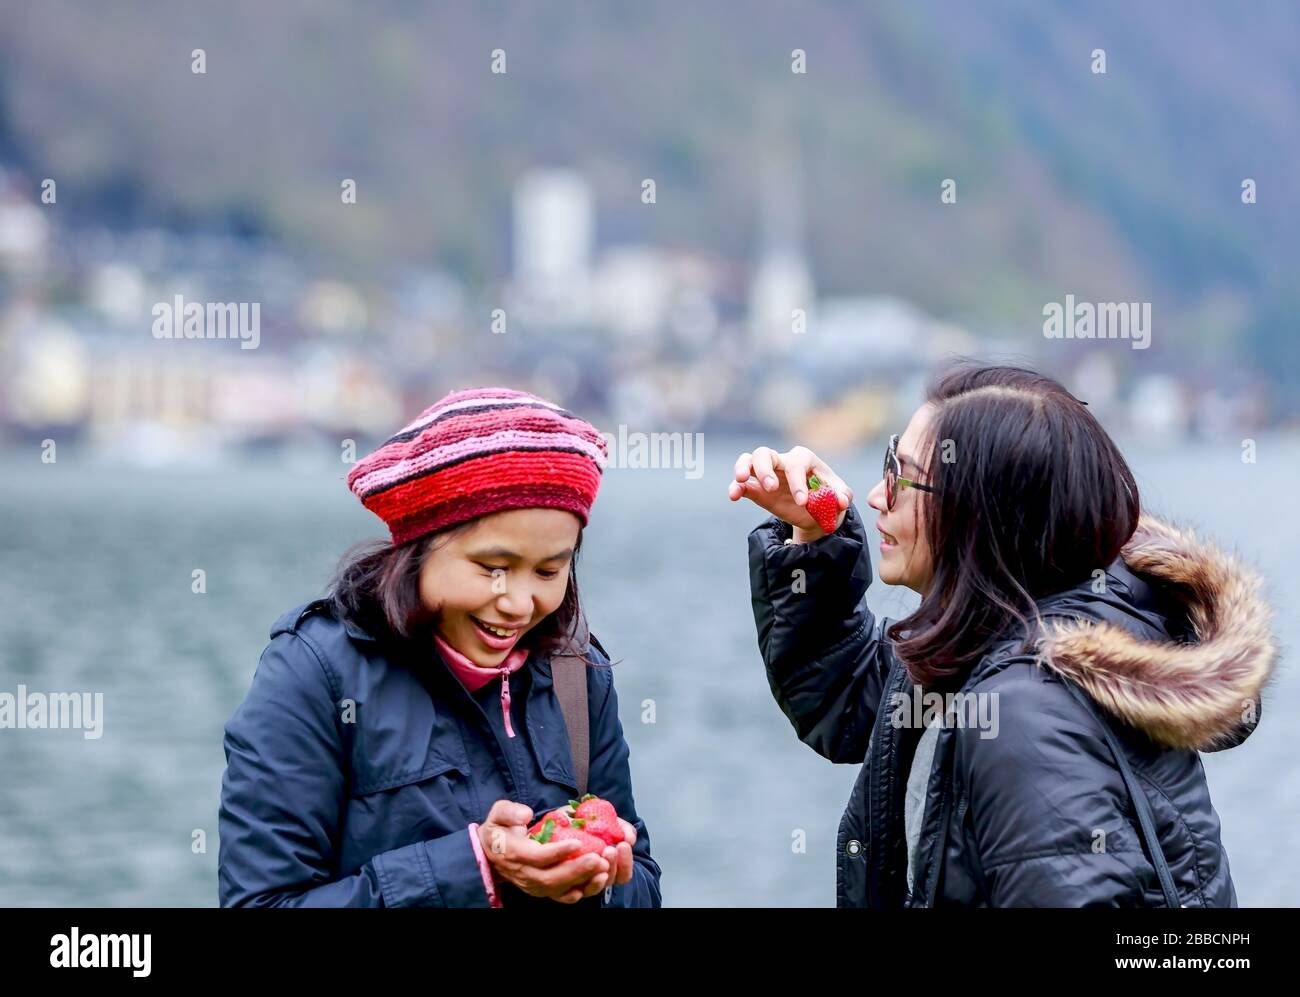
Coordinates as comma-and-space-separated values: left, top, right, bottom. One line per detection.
218, 599, 661, 907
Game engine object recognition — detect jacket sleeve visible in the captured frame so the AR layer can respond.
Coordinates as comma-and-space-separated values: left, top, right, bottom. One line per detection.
747, 502, 896, 763
584, 658, 663, 908
218, 633, 490, 908
954, 667, 1162, 907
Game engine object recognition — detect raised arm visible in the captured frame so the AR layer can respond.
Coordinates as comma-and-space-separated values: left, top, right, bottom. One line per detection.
733, 444, 897, 764
748, 503, 897, 763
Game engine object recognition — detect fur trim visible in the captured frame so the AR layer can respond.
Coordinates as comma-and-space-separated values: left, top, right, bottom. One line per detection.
1037, 514, 1276, 751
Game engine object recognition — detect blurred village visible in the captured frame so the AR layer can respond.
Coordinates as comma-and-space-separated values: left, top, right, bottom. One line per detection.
0, 163, 1277, 466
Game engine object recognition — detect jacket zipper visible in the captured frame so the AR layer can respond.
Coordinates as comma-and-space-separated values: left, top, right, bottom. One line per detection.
871, 661, 909, 908
500, 668, 515, 738
436, 661, 523, 798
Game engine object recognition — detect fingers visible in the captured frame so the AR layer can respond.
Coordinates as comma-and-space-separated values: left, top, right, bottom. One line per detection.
519, 847, 606, 901
733, 451, 755, 484
486, 799, 533, 827
516, 836, 584, 868
734, 447, 852, 503
580, 851, 615, 898
614, 841, 635, 884
617, 818, 637, 848
481, 823, 512, 860
750, 447, 781, 492
542, 851, 608, 895
581, 846, 619, 897
780, 448, 814, 506
810, 455, 853, 507
727, 475, 765, 503
784, 447, 852, 508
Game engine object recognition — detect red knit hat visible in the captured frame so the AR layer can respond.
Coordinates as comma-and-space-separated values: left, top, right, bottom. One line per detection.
347, 387, 609, 546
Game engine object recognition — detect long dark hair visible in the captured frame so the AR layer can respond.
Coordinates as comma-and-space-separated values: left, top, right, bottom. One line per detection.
888, 362, 1140, 688
325, 520, 591, 660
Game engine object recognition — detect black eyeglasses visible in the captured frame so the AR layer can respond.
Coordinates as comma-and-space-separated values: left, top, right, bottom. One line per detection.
884, 433, 938, 511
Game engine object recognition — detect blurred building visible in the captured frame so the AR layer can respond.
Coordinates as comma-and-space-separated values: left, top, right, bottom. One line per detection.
0, 176, 50, 275
747, 151, 814, 355
507, 168, 594, 327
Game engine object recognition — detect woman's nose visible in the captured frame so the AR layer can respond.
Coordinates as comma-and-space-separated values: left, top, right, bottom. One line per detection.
866, 478, 888, 514
494, 584, 532, 621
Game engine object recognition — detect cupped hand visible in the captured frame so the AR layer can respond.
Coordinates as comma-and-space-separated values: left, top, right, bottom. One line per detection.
477, 800, 612, 904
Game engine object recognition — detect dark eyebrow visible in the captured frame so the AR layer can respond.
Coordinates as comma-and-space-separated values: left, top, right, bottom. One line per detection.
468, 546, 574, 563
897, 451, 923, 473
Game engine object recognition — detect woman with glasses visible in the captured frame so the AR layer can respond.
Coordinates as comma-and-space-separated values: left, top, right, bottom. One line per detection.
728, 363, 1275, 907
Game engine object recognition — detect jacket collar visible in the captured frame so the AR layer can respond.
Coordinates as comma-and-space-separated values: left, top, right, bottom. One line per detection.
432, 631, 529, 692
342, 616, 377, 641
282, 603, 572, 696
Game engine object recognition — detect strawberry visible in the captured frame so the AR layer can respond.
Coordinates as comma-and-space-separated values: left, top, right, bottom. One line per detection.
571, 794, 624, 846
571, 794, 616, 822
805, 473, 841, 534
549, 823, 608, 858
575, 814, 624, 847
527, 807, 572, 840
529, 795, 626, 858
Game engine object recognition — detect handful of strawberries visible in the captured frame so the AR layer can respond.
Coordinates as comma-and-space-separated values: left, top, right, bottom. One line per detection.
527, 794, 626, 859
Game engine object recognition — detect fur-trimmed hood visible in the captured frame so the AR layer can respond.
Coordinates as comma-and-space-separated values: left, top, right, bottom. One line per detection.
1037, 514, 1277, 752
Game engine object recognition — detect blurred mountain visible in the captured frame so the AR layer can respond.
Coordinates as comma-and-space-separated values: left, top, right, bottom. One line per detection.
1, 0, 1296, 399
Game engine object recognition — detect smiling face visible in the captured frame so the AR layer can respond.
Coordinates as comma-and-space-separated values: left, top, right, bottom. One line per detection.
866, 402, 937, 594
419, 507, 581, 668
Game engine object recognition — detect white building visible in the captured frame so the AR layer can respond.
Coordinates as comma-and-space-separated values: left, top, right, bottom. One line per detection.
509, 169, 594, 327
748, 247, 815, 353
0, 188, 50, 275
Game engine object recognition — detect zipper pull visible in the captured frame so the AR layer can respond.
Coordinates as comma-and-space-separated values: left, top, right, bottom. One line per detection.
501, 670, 515, 738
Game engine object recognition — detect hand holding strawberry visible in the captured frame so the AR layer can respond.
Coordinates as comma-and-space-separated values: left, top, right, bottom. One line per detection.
728, 445, 852, 541
476, 799, 611, 904
528, 794, 637, 892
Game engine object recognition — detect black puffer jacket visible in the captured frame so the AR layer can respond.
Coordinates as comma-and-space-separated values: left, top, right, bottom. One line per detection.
748, 505, 1275, 907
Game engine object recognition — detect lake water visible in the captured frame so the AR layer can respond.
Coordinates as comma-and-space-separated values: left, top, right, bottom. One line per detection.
1, 435, 1296, 906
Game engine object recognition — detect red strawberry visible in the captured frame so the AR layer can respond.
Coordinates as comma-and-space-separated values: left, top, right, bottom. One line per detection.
527, 807, 571, 840
571, 794, 624, 846
549, 823, 607, 858
576, 815, 623, 847
805, 473, 841, 534
571, 794, 616, 822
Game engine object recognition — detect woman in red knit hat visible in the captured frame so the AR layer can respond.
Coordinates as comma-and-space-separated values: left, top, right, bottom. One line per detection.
218, 387, 661, 908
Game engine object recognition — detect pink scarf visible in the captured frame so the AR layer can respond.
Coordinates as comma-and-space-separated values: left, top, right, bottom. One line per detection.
433, 631, 529, 738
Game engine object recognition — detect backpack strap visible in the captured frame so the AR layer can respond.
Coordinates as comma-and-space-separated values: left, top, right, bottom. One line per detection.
550, 649, 590, 798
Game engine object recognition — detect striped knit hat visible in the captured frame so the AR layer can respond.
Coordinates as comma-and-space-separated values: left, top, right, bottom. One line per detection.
346, 387, 609, 546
